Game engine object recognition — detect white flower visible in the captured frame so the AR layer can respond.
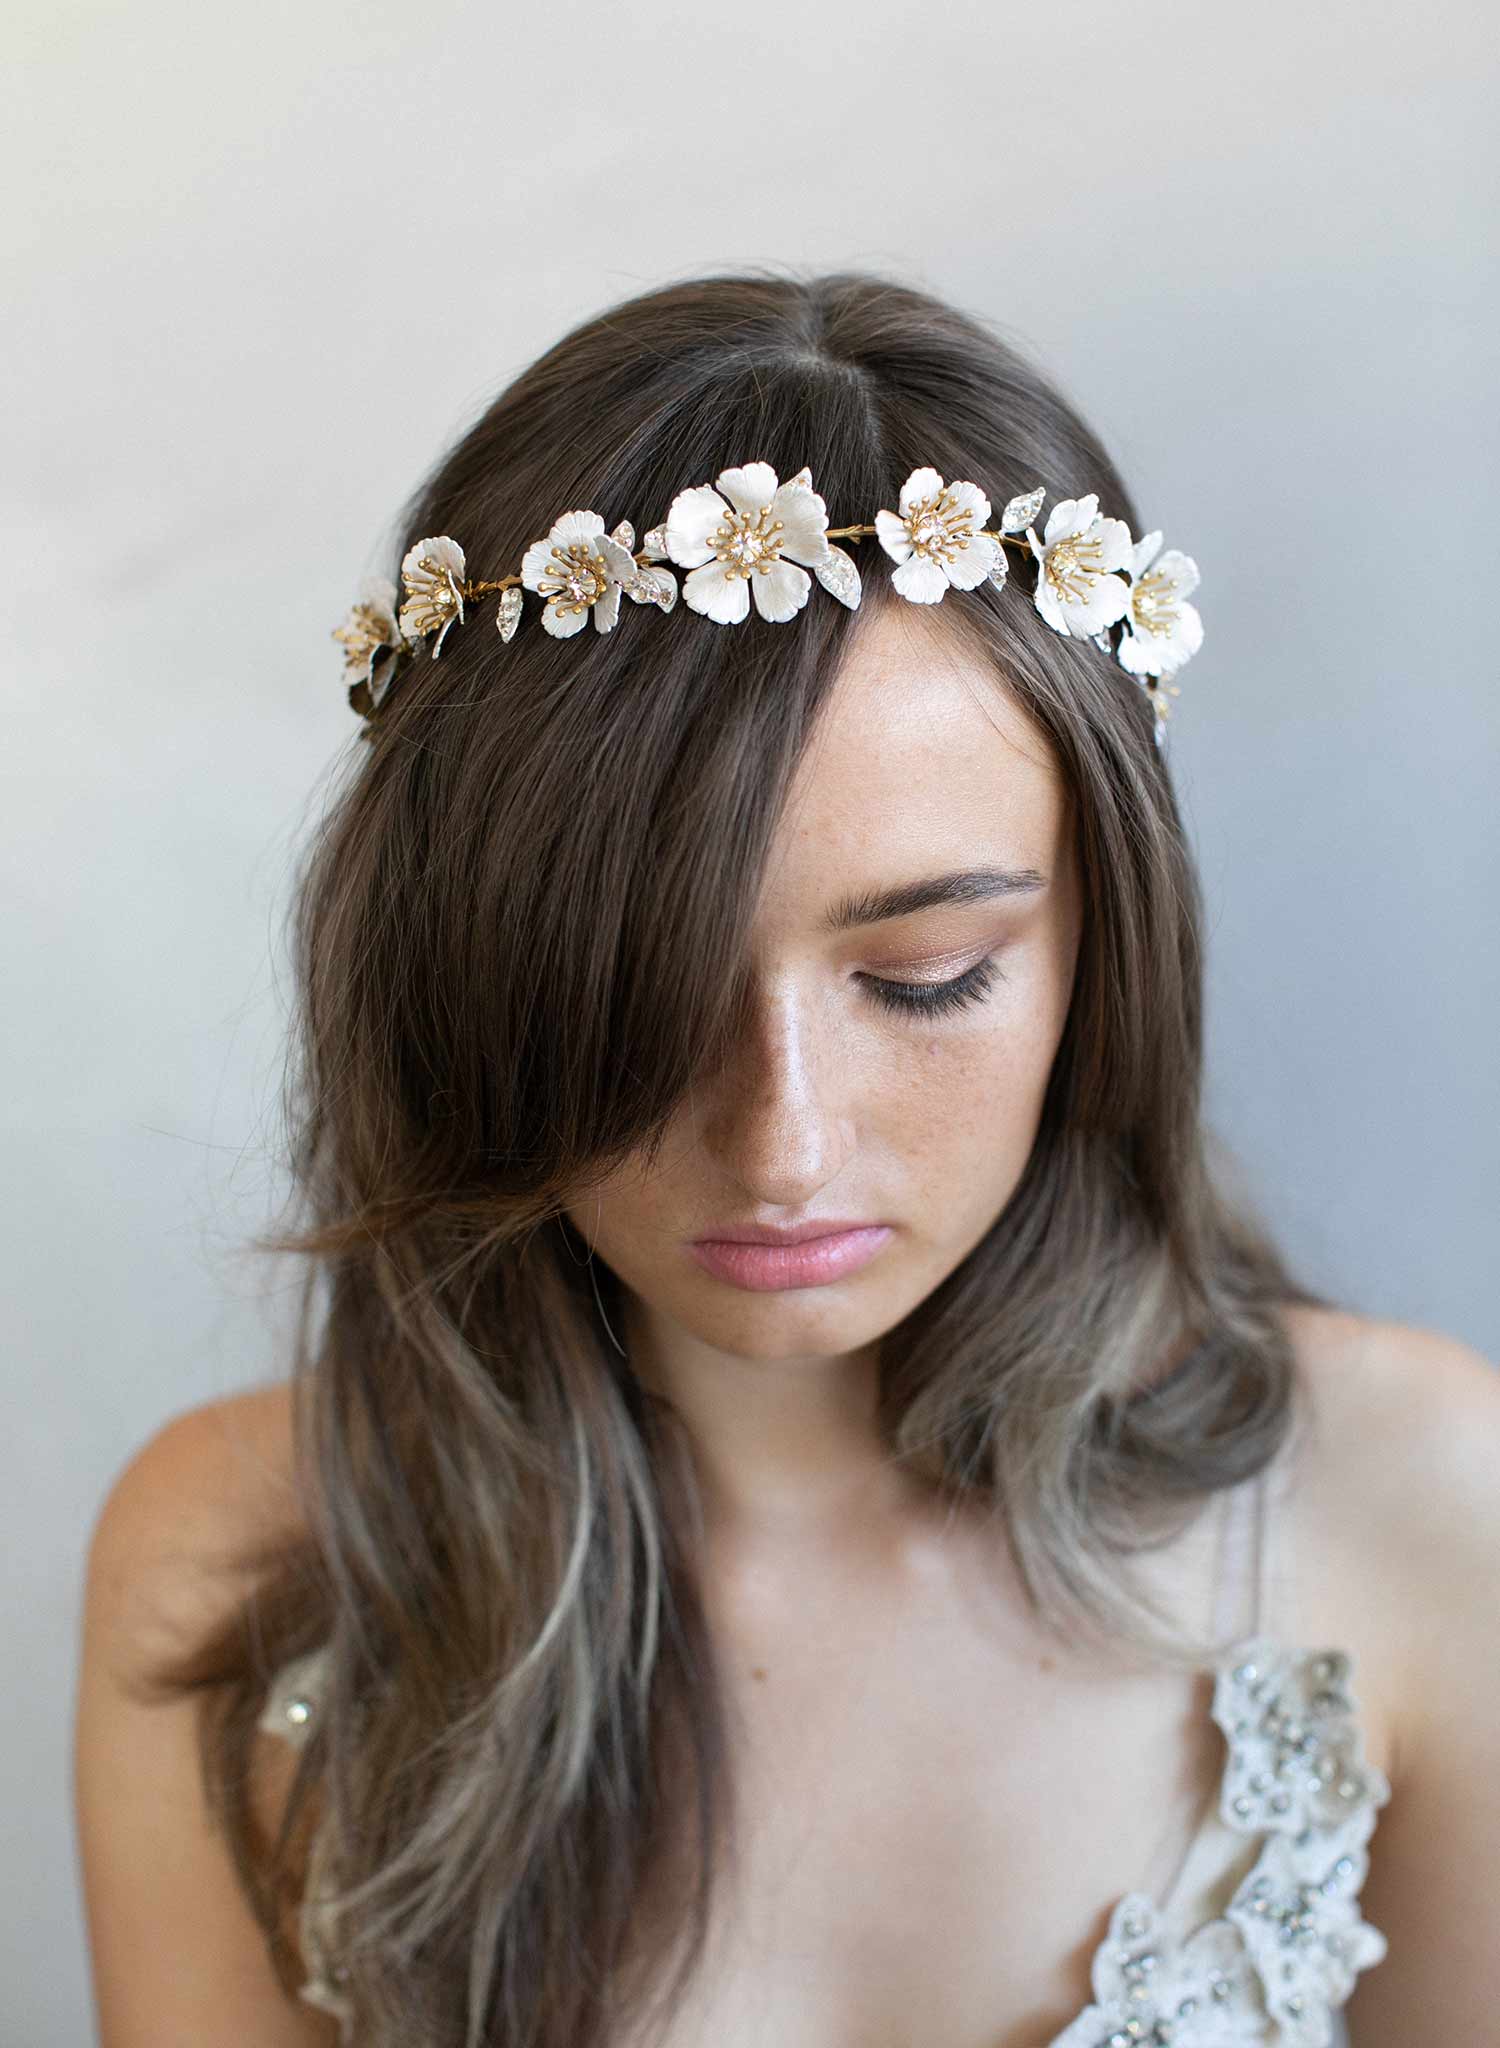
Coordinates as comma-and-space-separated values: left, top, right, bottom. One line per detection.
332, 575, 402, 684
398, 536, 468, 656
663, 461, 831, 625
1025, 493, 1133, 638
874, 467, 1003, 603
520, 510, 639, 639
1117, 529, 1204, 677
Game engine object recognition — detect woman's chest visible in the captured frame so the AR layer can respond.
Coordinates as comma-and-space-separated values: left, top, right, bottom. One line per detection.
617, 1601, 1237, 2048
611, 1470, 1398, 2048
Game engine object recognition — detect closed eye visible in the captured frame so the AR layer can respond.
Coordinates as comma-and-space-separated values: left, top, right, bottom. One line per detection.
860, 953, 1003, 1019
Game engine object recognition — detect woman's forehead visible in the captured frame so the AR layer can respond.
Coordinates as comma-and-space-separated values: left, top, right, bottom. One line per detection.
772, 607, 1065, 884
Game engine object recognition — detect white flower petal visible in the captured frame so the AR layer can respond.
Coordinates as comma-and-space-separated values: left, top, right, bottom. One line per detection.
944, 478, 992, 529
595, 535, 638, 584
1041, 498, 1080, 547
683, 559, 750, 624
875, 507, 913, 563
751, 558, 811, 622
1161, 600, 1204, 667
1066, 572, 1132, 634
1032, 566, 1070, 636
1153, 547, 1200, 600
770, 480, 830, 564
892, 553, 952, 604
592, 581, 623, 633
1130, 529, 1163, 580
714, 461, 779, 518
404, 535, 466, 584
941, 532, 1002, 591
898, 467, 944, 518
664, 484, 729, 567
1090, 514, 1135, 576
520, 535, 560, 592
550, 509, 607, 547
542, 599, 590, 639
1116, 629, 1154, 676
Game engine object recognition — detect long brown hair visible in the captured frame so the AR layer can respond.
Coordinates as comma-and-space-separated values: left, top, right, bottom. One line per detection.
162, 266, 1332, 2048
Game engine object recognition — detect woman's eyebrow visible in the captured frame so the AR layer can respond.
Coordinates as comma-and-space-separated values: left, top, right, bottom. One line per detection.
820, 866, 1048, 934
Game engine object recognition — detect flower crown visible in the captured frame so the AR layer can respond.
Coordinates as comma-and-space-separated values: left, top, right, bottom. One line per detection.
333, 460, 1202, 748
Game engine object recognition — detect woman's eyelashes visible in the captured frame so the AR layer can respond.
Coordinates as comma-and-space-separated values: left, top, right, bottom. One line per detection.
861, 952, 1004, 1019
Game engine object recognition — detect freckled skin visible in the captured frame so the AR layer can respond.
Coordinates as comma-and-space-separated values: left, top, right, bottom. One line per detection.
564, 601, 1083, 1537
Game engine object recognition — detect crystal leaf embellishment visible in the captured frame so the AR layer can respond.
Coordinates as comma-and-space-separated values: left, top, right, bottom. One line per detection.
496, 586, 524, 642
624, 565, 677, 611
610, 519, 635, 552
999, 486, 1046, 534
813, 544, 862, 609
640, 526, 669, 561
985, 550, 1010, 592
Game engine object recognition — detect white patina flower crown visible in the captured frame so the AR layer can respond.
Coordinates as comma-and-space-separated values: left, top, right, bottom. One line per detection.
333, 461, 1202, 748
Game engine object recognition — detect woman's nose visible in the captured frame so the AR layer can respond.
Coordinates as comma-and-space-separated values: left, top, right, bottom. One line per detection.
702, 981, 855, 1198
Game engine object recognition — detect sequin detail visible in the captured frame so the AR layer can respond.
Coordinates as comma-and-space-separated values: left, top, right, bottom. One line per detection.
1046, 1636, 1389, 2046
255, 1645, 354, 2039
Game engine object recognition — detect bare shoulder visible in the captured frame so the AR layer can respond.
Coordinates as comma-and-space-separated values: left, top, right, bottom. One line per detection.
1273, 1317, 1500, 2030
1273, 1299, 1500, 1732
85, 1380, 303, 1687
1278, 1297, 1498, 1454
77, 1384, 340, 2044
1276, 1301, 1500, 1569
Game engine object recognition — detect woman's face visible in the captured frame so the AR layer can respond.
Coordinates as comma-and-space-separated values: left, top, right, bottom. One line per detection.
564, 602, 1083, 1375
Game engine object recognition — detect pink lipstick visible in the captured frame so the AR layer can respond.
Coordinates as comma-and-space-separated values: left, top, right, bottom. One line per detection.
688, 1223, 893, 1292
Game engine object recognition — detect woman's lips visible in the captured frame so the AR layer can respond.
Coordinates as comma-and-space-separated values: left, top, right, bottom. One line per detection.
687, 1226, 893, 1292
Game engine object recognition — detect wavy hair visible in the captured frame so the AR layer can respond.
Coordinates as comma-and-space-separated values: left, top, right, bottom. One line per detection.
160, 266, 1332, 2048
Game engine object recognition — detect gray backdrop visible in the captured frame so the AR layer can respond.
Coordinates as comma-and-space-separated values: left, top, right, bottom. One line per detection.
5, 1, 1495, 2039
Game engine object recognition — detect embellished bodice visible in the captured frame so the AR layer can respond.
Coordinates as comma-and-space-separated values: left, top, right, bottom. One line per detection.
255, 1471, 1391, 2047
1043, 1633, 1389, 2046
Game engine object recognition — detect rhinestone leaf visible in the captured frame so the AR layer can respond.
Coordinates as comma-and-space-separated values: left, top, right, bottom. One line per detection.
610, 519, 635, 552
1000, 486, 1046, 534
640, 526, 669, 561
813, 544, 862, 609
496, 586, 524, 642
624, 565, 677, 611
985, 550, 1010, 592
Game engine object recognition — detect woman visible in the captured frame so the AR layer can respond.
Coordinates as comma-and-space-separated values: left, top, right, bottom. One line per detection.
75, 269, 1500, 2047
